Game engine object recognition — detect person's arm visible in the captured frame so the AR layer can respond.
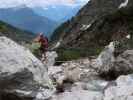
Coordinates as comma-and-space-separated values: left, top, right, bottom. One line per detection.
34, 36, 40, 42
43, 38, 48, 48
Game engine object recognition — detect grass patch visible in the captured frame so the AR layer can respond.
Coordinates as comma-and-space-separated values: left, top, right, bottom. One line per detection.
0, 21, 35, 43
55, 47, 103, 65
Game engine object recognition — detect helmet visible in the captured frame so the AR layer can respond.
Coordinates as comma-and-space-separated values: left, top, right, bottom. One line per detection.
38, 33, 44, 38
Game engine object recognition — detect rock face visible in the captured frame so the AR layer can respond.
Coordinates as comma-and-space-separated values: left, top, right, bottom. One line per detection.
104, 74, 133, 100
91, 42, 115, 73
45, 51, 58, 67
52, 90, 103, 100
0, 36, 54, 100
90, 41, 133, 79
53, 0, 133, 54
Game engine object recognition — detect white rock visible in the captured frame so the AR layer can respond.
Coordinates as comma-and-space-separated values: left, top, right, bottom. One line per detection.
80, 24, 92, 31
15, 90, 32, 95
48, 66, 62, 76
0, 36, 52, 87
116, 75, 133, 86
104, 74, 133, 100
91, 42, 115, 72
119, 0, 129, 9
36, 89, 55, 100
45, 51, 58, 67
127, 96, 133, 100
52, 39, 62, 49
126, 34, 131, 39
52, 90, 103, 100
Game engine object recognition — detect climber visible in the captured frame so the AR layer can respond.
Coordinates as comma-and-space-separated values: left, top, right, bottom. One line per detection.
34, 33, 48, 61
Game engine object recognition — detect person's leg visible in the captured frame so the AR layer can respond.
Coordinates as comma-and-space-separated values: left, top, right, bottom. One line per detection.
41, 48, 47, 62
41, 52, 46, 61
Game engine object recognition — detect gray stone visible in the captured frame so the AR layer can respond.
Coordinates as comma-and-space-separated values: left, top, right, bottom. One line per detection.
52, 90, 103, 100
104, 75, 133, 100
0, 36, 54, 100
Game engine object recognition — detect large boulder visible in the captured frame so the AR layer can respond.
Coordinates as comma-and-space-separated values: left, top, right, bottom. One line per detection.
91, 42, 115, 73
104, 74, 133, 100
0, 36, 54, 100
91, 41, 133, 79
52, 90, 103, 100
105, 49, 133, 79
45, 51, 58, 67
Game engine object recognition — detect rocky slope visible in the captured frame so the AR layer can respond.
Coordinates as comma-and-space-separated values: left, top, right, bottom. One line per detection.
52, 0, 133, 54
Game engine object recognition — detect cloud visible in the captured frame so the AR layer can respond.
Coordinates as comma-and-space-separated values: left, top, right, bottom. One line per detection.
27, 0, 75, 7
27, 0, 88, 7
0, 0, 24, 7
0, 0, 89, 8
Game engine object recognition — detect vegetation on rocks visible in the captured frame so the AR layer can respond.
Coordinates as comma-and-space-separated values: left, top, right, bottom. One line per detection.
55, 47, 103, 65
0, 21, 35, 43
51, 20, 70, 41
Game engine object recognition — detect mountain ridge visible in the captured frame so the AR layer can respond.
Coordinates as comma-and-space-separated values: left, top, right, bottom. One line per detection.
0, 6, 58, 37
0, 20, 35, 43
32, 5, 82, 23
52, 0, 133, 55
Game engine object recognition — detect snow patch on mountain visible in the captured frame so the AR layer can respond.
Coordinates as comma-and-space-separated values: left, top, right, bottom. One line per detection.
119, 0, 129, 9
80, 24, 92, 31
126, 34, 131, 39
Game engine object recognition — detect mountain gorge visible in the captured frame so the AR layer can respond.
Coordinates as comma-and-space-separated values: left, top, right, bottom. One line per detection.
33, 5, 81, 23
53, 0, 133, 55
0, 6, 58, 37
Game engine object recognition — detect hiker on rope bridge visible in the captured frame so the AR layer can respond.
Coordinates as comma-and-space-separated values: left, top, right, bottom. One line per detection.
34, 33, 48, 61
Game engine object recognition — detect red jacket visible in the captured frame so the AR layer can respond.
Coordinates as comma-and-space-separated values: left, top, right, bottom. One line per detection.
34, 35, 48, 49
39, 37, 48, 48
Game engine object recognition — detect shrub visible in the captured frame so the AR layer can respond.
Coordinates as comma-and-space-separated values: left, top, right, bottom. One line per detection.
55, 47, 103, 65
29, 42, 42, 58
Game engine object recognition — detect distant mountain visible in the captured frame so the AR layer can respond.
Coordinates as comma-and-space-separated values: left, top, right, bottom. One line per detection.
0, 20, 35, 43
32, 5, 81, 23
0, 5, 58, 37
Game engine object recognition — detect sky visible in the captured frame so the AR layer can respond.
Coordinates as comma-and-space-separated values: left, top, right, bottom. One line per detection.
0, 0, 89, 8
